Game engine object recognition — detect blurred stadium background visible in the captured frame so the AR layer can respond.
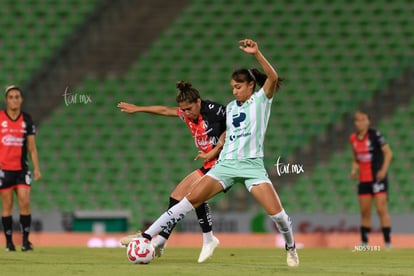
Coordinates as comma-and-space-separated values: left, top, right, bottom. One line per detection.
1, 0, 413, 234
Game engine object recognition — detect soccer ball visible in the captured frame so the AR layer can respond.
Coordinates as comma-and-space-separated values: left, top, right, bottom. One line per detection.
126, 238, 155, 264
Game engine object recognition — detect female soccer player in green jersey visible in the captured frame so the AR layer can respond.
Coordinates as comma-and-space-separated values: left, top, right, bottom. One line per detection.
140, 39, 299, 267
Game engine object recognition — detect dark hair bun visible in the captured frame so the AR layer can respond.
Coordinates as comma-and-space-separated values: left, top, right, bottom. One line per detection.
176, 81, 192, 91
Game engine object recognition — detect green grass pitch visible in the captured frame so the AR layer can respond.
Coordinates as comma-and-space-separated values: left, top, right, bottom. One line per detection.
1, 247, 413, 276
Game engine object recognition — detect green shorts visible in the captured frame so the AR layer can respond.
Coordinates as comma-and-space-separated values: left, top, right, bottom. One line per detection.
206, 158, 272, 191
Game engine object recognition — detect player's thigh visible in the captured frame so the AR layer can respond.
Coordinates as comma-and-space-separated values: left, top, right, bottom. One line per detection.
16, 187, 31, 212
374, 194, 389, 214
16, 187, 30, 202
1, 190, 14, 214
358, 195, 373, 215
250, 183, 283, 215
358, 182, 373, 214
170, 170, 202, 200
187, 175, 223, 208
0, 170, 17, 214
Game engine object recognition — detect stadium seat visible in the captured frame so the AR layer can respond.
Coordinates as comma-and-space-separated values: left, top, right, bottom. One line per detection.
28, 0, 414, 226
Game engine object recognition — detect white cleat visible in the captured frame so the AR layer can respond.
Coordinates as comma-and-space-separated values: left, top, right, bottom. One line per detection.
286, 244, 299, 267
119, 231, 142, 247
198, 236, 219, 263
153, 243, 165, 257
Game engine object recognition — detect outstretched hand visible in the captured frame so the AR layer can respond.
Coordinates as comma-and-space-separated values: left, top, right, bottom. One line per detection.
194, 150, 215, 163
117, 102, 138, 113
239, 39, 259, 55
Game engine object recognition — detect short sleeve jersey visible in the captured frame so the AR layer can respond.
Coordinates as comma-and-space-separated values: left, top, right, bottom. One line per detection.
177, 100, 226, 169
0, 110, 36, 171
349, 128, 387, 182
220, 88, 273, 160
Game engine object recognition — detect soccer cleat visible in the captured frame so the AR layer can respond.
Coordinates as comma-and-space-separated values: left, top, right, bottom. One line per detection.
385, 242, 392, 250
21, 242, 33, 252
198, 236, 220, 263
119, 231, 142, 246
286, 244, 299, 267
6, 243, 16, 252
153, 243, 165, 257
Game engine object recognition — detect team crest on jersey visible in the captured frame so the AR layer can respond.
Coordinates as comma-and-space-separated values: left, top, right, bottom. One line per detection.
1, 121, 7, 128
202, 120, 208, 130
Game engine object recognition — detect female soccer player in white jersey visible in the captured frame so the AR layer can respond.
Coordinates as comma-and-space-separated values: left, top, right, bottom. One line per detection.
139, 39, 299, 267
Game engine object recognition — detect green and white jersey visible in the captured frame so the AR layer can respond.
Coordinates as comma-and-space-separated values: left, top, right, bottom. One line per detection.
219, 88, 273, 160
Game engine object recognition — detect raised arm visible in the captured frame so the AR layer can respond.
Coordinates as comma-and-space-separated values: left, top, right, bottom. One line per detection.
117, 102, 178, 116
239, 39, 279, 98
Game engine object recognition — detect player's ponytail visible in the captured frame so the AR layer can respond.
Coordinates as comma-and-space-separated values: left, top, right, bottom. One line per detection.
176, 81, 201, 104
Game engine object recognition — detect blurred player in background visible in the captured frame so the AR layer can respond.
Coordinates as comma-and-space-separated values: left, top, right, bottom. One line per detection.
137, 39, 299, 267
350, 111, 393, 248
117, 81, 226, 262
0, 85, 41, 251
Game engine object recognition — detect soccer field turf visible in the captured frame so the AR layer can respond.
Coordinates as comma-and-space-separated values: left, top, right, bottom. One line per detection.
1, 247, 413, 276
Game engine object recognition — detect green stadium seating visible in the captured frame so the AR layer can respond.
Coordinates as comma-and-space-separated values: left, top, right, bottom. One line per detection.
0, 0, 100, 86
23, 0, 414, 229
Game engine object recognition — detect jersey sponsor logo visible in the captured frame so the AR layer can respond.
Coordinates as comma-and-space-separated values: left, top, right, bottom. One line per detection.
229, 111, 250, 141
232, 112, 246, 127
229, 131, 251, 142
357, 153, 372, 162
208, 104, 215, 109
1, 134, 24, 146
196, 136, 218, 150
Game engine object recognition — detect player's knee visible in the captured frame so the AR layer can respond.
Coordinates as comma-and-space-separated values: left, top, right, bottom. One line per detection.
1, 201, 13, 212
376, 206, 388, 217
18, 200, 30, 212
361, 210, 371, 219
1, 206, 13, 215
185, 195, 202, 208
170, 191, 184, 201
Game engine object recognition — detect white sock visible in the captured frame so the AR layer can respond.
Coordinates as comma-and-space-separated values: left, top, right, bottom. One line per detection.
269, 209, 295, 248
152, 235, 167, 248
202, 231, 214, 245
145, 197, 194, 238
